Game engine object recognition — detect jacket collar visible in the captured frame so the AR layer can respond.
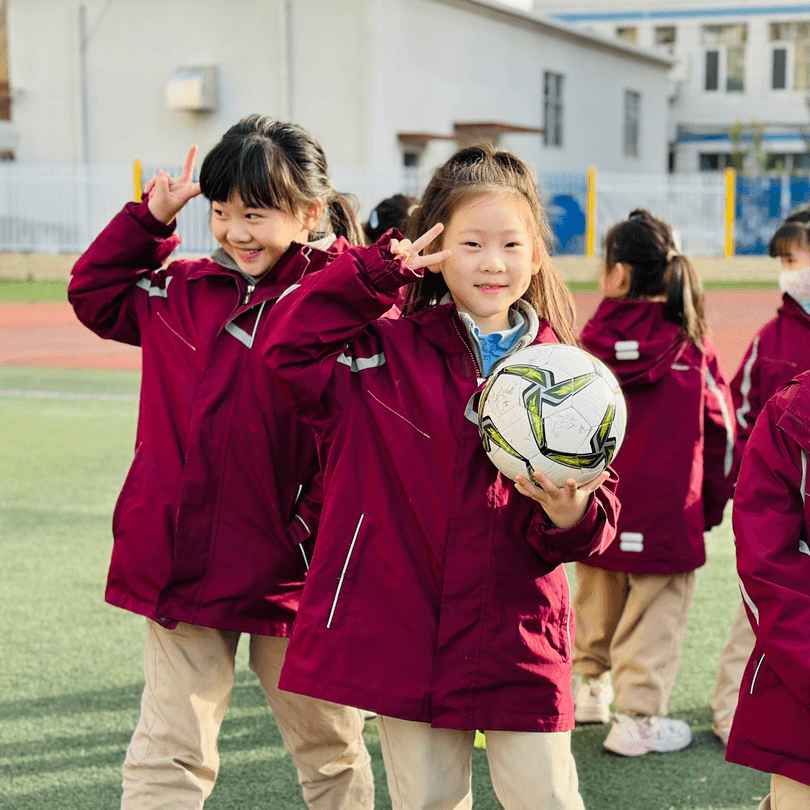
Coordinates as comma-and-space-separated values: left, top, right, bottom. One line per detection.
415, 296, 548, 372
778, 291, 810, 325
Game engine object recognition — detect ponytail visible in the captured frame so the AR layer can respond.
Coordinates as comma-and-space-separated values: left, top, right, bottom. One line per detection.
606, 209, 707, 349
664, 252, 707, 348
326, 191, 365, 246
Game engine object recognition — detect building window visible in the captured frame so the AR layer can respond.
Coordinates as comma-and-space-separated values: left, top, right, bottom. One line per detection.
616, 27, 637, 44
543, 71, 564, 147
793, 152, 810, 172
702, 23, 747, 92
656, 26, 676, 45
772, 47, 788, 89
705, 50, 719, 91
699, 153, 733, 172
771, 21, 810, 90
624, 91, 640, 158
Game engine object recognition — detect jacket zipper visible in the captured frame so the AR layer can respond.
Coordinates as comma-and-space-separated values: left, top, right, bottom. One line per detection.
244, 283, 255, 305
750, 653, 765, 694
451, 317, 481, 378
326, 514, 365, 628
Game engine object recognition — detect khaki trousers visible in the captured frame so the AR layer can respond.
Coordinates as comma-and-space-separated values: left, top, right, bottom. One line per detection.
572, 564, 696, 717
121, 620, 374, 810
758, 774, 810, 809
712, 598, 756, 725
376, 715, 584, 810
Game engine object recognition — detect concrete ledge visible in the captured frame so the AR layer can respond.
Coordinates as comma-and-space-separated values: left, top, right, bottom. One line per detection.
0, 251, 781, 284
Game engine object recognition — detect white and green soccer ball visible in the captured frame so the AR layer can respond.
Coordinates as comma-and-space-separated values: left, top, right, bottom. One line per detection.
477, 343, 627, 488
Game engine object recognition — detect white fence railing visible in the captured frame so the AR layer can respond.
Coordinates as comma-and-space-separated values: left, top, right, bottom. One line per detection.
0, 163, 729, 256
597, 172, 727, 257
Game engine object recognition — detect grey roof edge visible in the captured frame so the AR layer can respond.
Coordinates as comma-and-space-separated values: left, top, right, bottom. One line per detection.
431, 0, 675, 69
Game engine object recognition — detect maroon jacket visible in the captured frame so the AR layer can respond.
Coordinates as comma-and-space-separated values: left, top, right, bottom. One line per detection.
264, 238, 620, 731
731, 293, 810, 477
579, 299, 735, 574
69, 200, 345, 635
726, 371, 810, 787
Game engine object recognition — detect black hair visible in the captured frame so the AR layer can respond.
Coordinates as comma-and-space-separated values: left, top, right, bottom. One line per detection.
199, 114, 364, 244
768, 208, 810, 258
605, 208, 707, 347
364, 194, 417, 242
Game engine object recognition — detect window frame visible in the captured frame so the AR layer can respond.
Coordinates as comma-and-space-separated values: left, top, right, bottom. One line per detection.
624, 90, 641, 159
543, 70, 564, 148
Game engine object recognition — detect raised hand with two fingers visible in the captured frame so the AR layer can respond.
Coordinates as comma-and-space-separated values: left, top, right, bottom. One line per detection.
145, 144, 203, 226
389, 223, 451, 273
515, 469, 610, 529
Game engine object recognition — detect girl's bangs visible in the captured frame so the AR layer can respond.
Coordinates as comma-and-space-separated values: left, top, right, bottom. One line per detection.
203, 139, 300, 214
769, 223, 809, 258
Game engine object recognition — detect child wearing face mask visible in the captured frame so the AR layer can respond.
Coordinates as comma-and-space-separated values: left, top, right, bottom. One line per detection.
711, 208, 810, 746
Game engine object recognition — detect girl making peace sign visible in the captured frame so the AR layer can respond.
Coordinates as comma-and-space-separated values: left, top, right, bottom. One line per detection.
69, 116, 374, 810
266, 145, 619, 810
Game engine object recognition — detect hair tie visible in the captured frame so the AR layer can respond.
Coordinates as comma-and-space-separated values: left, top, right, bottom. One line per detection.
666, 248, 680, 262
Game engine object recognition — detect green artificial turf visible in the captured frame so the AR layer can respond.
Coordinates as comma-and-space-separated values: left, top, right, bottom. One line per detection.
0, 280, 68, 302
0, 366, 770, 809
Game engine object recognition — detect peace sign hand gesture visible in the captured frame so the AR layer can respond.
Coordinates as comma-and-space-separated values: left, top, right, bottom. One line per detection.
145, 144, 203, 225
389, 223, 451, 273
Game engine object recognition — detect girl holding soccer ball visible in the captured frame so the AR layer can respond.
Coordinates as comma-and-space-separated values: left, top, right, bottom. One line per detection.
571, 209, 735, 756
264, 144, 619, 810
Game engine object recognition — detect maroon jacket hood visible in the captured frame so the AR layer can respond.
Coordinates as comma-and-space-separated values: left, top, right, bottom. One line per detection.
580, 298, 688, 390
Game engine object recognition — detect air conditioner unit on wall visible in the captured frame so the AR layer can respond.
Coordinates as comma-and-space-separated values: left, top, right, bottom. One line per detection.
166, 66, 218, 112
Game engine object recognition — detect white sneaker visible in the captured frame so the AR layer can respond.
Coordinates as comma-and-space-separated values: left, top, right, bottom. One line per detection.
602, 713, 693, 757
573, 673, 614, 724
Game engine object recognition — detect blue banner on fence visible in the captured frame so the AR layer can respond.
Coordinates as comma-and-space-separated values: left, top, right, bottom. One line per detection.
736, 176, 810, 255
542, 173, 587, 255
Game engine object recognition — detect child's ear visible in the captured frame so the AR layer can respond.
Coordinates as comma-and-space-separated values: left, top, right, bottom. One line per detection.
530, 242, 545, 276
613, 262, 632, 295
303, 200, 324, 232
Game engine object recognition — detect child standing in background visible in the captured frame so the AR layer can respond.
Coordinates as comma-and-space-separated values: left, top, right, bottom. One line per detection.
711, 208, 810, 745
572, 209, 735, 756
68, 116, 373, 809
726, 369, 810, 808
265, 145, 620, 810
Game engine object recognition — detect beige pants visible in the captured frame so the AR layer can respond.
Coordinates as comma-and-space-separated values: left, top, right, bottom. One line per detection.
758, 774, 810, 809
376, 715, 584, 810
572, 564, 696, 717
121, 620, 374, 810
712, 598, 756, 726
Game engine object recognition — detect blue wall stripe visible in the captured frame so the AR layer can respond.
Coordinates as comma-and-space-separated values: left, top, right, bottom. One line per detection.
677, 131, 810, 143
555, 6, 810, 23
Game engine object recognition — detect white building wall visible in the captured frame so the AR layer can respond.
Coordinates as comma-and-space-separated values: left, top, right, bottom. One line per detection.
6, 0, 670, 180
533, 1, 810, 173
9, 0, 290, 165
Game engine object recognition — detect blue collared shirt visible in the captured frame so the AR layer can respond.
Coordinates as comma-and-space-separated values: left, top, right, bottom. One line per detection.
473, 312, 525, 375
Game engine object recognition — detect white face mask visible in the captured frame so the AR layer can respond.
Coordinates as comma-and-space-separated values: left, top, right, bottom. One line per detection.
780, 265, 810, 313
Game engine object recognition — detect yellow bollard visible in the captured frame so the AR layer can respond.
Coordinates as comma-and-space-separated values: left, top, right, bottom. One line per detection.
586, 166, 597, 258
724, 167, 736, 257
133, 158, 143, 201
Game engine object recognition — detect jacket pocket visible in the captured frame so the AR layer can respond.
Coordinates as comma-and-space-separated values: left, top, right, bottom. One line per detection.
749, 653, 766, 695
326, 513, 368, 629
112, 442, 146, 540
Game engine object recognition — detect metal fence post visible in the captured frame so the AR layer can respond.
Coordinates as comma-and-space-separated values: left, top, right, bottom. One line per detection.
725, 167, 736, 257
132, 159, 142, 201
586, 166, 597, 258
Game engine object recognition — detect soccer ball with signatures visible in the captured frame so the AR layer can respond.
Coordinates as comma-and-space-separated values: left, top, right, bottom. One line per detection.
477, 343, 627, 488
